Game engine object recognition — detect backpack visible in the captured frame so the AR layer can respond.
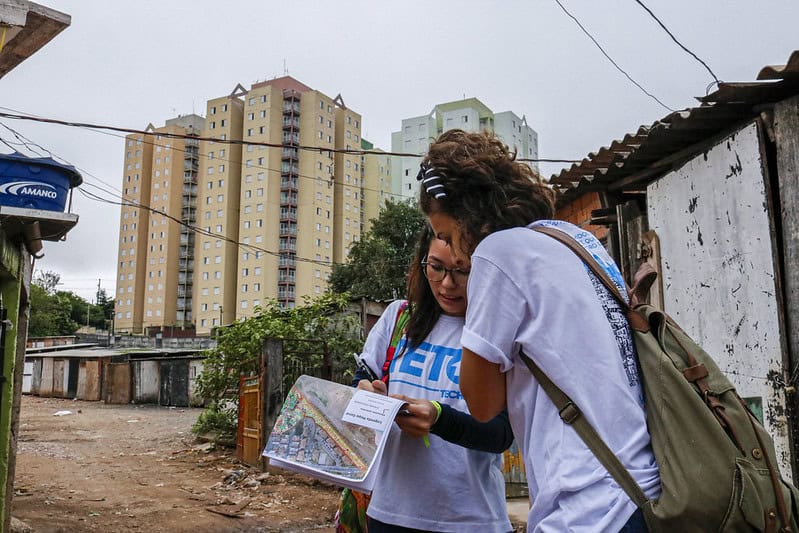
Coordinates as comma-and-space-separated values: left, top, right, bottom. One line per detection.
525, 226, 799, 533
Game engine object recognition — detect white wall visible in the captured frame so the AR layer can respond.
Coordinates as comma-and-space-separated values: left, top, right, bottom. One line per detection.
647, 121, 792, 478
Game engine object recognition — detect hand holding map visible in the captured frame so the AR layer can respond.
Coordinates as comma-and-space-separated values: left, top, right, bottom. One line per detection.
263, 375, 406, 492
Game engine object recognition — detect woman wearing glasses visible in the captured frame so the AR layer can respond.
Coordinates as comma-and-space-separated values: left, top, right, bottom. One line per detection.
354, 225, 514, 533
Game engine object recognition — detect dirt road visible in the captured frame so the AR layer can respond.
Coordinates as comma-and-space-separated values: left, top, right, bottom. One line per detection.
12, 395, 340, 532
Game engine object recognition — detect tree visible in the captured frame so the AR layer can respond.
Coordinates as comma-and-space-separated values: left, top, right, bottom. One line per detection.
329, 199, 426, 301
33, 270, 61, 294
28, 284, 78, 336
28, 270, 110, 336
193, 293, 364, 442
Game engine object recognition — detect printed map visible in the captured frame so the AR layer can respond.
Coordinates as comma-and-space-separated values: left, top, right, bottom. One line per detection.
264, 375, 381, 481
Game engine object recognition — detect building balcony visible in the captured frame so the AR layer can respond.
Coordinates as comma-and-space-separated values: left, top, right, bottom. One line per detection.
282, 100, 300, 112
282, 117, 300, 129
281, 177, 298, 190
279, 226, 297, 237
279, 256, 296, 268
182, 185, 198, 196
280, 211, 296, 222
281, 165, 299, 176
282, 148, 298, 160
278, 241, 296, 252
177, 274, 192, 285
282, 132, 299, 145
278, 288, 296, 299
278, 271, 296, 283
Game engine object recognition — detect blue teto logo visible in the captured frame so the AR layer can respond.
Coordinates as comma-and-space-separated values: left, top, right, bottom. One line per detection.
0, 181, 58, 199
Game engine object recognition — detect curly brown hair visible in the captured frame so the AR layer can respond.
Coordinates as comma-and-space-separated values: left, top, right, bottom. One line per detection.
418, 129, 555, 254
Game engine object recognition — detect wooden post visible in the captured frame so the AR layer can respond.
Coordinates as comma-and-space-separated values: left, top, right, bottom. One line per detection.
774, 94, 799, 480
261, 337, 283, 471
615, 200, 649, 285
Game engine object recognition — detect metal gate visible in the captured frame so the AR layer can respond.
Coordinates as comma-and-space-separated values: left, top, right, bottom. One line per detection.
160, 360, 189, 407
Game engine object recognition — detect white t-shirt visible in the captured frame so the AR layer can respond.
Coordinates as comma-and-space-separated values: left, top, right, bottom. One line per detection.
360, 300, 512, 533
461, 222, 661, 533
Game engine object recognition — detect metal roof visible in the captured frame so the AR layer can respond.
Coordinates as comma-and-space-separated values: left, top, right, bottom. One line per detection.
551, 50, 799, 204
0, 1, 71, 79
25, 345, 204, 359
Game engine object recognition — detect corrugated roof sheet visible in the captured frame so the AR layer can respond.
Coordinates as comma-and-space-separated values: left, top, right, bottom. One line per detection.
552, 50, 799, 204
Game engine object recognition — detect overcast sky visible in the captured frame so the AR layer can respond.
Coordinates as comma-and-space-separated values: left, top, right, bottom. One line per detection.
0, 0, 796, 301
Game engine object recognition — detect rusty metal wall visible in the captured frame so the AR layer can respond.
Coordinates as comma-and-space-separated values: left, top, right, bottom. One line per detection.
647, 121, 793, 478
103, 363, 131, 404
77, 360, 102, 401
39, 358, 53, 396
52, 360, 65, 397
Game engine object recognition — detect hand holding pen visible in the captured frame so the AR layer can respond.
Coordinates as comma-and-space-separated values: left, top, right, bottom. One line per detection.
356, 379, 435, 447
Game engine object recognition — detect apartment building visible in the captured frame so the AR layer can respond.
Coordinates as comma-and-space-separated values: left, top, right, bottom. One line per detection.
391, 97, 538, 198
114, 76, 387, 336
114, 115, 204, 334
359, 139, 393, 230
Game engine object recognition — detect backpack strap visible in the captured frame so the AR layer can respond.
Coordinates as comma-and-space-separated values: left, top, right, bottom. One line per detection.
527, 226, 650, 508
381, 301, 410, 384
533, 226, 650, 332
534, 226, 629, 305
520, 351, 649, 508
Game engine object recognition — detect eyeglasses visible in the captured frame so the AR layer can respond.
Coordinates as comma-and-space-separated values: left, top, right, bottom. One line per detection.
421, 260, 470, 285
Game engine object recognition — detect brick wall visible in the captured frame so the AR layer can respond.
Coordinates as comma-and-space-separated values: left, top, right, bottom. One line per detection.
555, 192, 608, 241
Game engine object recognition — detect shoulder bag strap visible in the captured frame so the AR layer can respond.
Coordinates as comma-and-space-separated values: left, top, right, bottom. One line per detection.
526, 226, 649, 508
533, 226, 650, 333
533, 226, 630, 307
520, 351, 648, 508
381, 302, 410, 384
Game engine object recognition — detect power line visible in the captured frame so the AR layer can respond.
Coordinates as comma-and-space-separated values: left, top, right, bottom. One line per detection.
0, 125, 417, 273
1, 110, 575, 211
0, 107, 579, 164
78, 187, 338, 268
552, 0, 675, 113
0, 123, 346, 269
633, 0, 720, 85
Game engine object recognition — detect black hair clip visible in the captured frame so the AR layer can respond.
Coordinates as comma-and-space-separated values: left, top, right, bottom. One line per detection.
416, 163, 447, 199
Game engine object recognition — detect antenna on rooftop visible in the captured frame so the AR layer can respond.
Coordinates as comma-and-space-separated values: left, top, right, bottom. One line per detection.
283, 59, 288, 76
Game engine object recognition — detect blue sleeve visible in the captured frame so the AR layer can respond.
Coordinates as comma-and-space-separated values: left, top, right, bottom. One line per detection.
430, 405, 513, 453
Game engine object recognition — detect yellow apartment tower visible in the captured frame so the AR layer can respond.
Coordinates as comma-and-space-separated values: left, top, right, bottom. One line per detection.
116, 76, 389, 336
114, 115, 204, 334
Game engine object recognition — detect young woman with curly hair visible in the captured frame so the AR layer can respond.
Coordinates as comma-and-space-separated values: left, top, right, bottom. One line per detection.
418, 129, 660, 533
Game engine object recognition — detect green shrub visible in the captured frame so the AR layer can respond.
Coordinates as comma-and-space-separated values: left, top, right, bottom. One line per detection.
192, 402, 237, 446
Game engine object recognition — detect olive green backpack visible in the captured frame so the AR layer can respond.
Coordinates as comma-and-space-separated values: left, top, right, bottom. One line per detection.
526, 226, 799, 533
